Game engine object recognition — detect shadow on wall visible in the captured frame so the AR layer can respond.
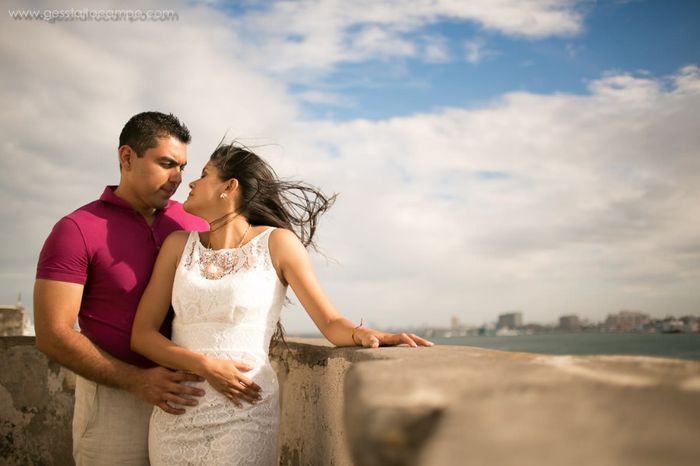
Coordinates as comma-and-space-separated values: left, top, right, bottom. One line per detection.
2, 336, 700, 466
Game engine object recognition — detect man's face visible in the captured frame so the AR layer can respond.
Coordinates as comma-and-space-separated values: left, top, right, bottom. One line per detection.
127, 135, 188, 210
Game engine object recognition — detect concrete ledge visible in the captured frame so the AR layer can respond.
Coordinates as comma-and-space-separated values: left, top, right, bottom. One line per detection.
342, 345, 700, 466
2, 337, 699, 466
271, 338, 378, 466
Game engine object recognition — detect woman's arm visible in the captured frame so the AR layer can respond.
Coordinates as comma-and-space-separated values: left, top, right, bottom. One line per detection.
131, 231, 262, 406
131, 231, 207, 371
269, 228, 433, 348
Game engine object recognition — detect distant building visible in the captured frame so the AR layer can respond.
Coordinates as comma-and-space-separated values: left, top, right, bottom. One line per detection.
680, 316, 699, 333
450, 315, 461, 331
478, 322, 496, 336
559, 315, 581, 332
522, 323, 553, 334
497, 312, 523, 330
662, 318, 684, 333
1, 293, 25, 336
605, 310, 649, 332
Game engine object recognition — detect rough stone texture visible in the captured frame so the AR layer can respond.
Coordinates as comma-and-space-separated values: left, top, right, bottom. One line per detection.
3, 336, 699, 466
343, 345, 700, 466
270, 338, 377, 466
0, 336, 366, 466
0, 336, 75, 466
0, 307, 23, 336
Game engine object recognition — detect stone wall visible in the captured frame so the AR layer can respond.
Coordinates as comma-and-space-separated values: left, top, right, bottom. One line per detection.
0, 307, 23, 336
2, 336, 700, 465
0, 336, 75, 466
270, 338, 377, 466
342, 344, 700, 466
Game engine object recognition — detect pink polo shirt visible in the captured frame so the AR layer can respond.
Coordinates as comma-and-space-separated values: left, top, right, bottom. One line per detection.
36, 186, 208, 367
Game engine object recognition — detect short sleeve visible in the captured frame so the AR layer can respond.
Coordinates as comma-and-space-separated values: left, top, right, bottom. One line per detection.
36, 217, 89, 284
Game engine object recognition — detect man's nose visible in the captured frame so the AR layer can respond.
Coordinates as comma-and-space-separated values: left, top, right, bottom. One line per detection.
171, 167, 183, 183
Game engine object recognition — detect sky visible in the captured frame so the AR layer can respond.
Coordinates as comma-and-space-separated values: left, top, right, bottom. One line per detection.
1, 0, 699, 334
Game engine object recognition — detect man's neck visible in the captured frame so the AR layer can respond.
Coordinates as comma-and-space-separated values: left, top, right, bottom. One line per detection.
113, 184, 157, 223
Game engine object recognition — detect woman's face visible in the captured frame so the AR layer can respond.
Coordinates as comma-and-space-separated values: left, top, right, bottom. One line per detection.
183, 161, 229, 217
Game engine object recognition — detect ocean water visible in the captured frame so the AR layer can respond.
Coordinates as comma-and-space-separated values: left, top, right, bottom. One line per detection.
430, 332, 700, 361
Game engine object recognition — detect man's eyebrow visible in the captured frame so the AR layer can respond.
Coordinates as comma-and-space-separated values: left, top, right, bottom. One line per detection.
157, 156, 186, 167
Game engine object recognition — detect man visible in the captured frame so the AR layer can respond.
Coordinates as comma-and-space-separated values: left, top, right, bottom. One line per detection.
34, 111, 209, 465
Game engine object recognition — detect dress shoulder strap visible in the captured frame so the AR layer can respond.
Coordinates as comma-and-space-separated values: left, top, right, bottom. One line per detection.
255, 227, 276, 250
181, 230, 201, 270
260, 226, 276, 240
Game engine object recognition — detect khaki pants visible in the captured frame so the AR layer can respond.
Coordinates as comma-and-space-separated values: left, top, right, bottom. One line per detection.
73, 374, 153, 465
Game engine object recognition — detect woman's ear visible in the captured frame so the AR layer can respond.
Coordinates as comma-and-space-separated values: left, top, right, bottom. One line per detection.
226, 178, 239, 193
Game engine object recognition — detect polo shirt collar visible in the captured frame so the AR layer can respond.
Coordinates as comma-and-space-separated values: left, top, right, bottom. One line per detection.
99, 186, 173, 214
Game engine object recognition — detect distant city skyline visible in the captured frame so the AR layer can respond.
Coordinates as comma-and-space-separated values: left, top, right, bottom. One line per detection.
444, 309, 700, 328
428, 310, 700, 339
1, 1, 699, 334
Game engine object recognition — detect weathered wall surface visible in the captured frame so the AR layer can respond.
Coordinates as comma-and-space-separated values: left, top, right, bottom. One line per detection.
343, 346, 700, 466
0, 336, 364, 466
2, 336, 700, 466
270, 338, 377, 466
0, 308, 23, 336
0, 336, 75, 466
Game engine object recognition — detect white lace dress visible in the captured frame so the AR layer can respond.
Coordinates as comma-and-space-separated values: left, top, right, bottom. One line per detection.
149, 227, 286, 466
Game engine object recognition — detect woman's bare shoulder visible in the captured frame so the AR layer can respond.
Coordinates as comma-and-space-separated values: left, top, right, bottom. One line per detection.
268, 227, 307, 268
269, 227, 297, 239
269, 227, 303, 248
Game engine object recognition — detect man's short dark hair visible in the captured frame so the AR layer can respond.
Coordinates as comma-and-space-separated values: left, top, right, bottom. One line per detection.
119, 111, 191, 157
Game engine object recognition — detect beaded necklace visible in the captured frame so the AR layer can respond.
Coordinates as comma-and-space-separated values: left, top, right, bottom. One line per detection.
197, 212, 251, 280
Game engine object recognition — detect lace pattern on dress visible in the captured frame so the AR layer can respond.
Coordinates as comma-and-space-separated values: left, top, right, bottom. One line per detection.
183, 230, 274, 280
150, 226, 284, 466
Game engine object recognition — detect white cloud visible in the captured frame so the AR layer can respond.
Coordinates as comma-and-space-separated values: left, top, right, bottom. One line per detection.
283, 67, 700, 326
228, 0, 586, 76
348, 25, 416, 59
464, 37, 498, 64
297, 90, 353, 107
422, 35, 451, 63
1, 0, 698, 335
673, 64, 700, 93
0, 0, 302, 309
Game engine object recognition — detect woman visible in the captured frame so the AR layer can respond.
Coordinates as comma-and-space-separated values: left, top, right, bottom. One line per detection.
131, 143, 433, 465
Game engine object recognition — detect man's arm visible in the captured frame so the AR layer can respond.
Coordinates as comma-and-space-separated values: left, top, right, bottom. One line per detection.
34, 278, 204, 415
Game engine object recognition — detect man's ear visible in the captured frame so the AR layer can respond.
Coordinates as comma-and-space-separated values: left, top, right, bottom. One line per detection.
118, 145, 134, 171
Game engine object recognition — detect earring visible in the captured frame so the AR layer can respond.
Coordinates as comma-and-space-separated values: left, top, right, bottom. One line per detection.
219, 193, 228, 199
